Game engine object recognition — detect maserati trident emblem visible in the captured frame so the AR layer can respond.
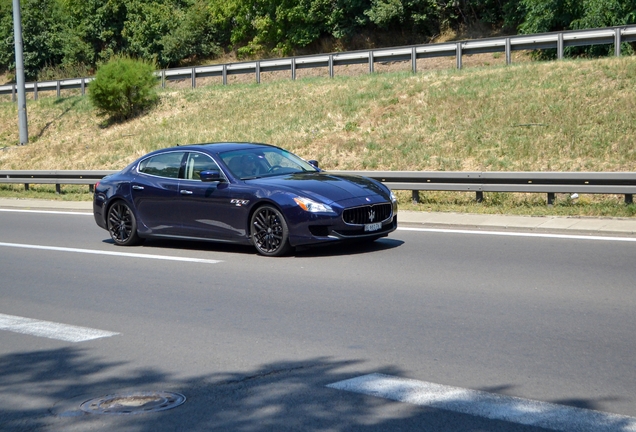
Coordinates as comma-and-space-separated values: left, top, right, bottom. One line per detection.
368, 209, 376, 222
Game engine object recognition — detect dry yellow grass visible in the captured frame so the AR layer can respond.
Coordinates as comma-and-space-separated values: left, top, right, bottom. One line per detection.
1, 55, 635, 178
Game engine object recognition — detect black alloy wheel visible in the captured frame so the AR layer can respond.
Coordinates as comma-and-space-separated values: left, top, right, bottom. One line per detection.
250, 205, 292, 257
107, 201, 141, 246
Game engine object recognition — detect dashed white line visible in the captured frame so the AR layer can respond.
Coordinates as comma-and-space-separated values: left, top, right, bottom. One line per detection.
0, 313, 119, 343
0, 209, 92, 215
0, 242, 223, 264
398, 227, 636, 242
327, 374, 636, 432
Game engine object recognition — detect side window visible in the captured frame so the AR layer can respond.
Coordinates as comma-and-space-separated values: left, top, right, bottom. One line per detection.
184, 153, 220, 181
138, 152, 185, 179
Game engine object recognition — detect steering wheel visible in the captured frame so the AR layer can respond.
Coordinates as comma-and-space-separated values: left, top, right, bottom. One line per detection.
267, 165, 283, 173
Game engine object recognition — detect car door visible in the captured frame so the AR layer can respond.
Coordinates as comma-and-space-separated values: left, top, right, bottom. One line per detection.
132, 151, 186, 236
176, 152, 250, 241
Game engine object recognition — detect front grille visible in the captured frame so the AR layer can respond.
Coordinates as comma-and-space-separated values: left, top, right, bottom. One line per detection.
342, 203, 392, 225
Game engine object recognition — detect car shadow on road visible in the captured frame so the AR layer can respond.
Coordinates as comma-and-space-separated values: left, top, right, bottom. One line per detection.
100, 237, 404, 258
1, 346, 631, 431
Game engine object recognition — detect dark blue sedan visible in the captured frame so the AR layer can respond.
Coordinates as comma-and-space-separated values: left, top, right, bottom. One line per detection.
93, 142, 397, 256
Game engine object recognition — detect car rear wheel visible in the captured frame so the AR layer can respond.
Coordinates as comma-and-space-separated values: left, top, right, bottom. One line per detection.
107, 201, 141, 246
250, 205, 292, 257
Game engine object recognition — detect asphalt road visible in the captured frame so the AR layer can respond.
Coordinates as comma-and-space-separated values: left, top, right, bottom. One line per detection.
1, 209, 635, 431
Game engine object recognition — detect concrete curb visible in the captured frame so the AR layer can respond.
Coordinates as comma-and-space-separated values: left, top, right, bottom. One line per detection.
398, 210, 636, 235
1, 198, 635, 235
0, 198, 92, 211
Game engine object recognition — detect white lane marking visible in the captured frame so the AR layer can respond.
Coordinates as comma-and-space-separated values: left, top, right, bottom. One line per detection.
0, 242, 223, 264
3, 207, 634, 243
0, 209, 92, 215
398, 227, 636, 242
327, 374, 636, 432
0, 313, 119, 343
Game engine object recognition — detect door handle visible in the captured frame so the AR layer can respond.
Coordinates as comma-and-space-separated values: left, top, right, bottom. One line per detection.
132, 185, 144, 190
180, 190, 193, 195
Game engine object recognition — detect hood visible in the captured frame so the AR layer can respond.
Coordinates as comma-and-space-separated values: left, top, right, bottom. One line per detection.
251, 172, 390, 204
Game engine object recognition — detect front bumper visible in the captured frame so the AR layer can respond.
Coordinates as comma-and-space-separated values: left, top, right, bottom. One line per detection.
288, 214, 397, 247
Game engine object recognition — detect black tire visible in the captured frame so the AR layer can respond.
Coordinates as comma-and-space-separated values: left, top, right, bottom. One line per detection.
107, 201, 142, 246
250, 205, 292, 257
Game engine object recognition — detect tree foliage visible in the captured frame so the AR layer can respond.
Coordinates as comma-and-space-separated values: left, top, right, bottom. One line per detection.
88, 56, 158, 120
0, 0, 634, 80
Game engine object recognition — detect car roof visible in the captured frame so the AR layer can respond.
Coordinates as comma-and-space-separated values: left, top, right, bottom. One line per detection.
172, 142, 278, 154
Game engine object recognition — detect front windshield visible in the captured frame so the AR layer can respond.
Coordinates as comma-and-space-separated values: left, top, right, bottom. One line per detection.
220, 147, 318, 180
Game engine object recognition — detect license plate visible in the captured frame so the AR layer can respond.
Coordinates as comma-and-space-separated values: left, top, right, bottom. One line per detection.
364, 222, 382, 232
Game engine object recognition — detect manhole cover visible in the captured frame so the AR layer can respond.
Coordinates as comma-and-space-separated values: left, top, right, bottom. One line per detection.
79, 391, 185, 415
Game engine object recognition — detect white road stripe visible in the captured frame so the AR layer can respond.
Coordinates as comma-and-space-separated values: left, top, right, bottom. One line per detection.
398, 227, 636, 242
327, 374, 636, 432
0, 242, 222, 264
0, 209, 91, 216
3, 207, 634, 243
0, 313, 119, 343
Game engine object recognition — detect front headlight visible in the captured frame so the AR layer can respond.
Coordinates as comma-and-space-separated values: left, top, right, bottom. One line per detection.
293, 197, 334, 213
390, 190, 398, 211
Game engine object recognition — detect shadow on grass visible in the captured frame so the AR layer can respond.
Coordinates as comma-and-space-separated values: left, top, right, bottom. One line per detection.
34, 100, 80, 141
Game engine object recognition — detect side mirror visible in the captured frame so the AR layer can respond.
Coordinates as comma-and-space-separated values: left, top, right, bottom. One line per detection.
200, 170, 223, 182
308, 160, 319, 168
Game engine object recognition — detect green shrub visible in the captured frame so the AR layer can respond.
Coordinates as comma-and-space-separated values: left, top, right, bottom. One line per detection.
89, 56, 158, 120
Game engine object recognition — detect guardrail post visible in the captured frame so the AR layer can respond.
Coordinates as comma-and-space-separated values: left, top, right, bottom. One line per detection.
615, 28, 622, 57
505, 38, 512, 65
547, 192, 555, 206
291, 57, 296, 80
412, 190, 420, 204
33, 82, 38, 100
56, 80, 60, 97
161, 70, 166, 88
81, 78, 85, 95
456, 43, 463, 69
557, 33, 564, 60
24, 183, 28, 191
411, 47, 417, 73
12, 84, 16, 102
329, 55, 334, 78
191, 67, 196, 88
476, 191, 483, 203
55, 184, 61, 194
369, 51, 374, 73
626, 194, 633, 204
256, 61, 261, 83
222, 65, 227, 85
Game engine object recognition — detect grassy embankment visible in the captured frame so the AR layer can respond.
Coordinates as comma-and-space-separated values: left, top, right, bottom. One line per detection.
1, 55, 635, 217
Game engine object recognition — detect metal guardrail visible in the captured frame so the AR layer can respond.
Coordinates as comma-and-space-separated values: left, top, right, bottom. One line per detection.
0, 170, 114, 193
1, 25, 635, 99
1, 170, 634, 204
331, 171, 636, 204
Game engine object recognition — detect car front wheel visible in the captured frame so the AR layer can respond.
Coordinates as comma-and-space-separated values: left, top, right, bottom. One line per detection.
107, 201, 141, 246
250, 205, 292, 257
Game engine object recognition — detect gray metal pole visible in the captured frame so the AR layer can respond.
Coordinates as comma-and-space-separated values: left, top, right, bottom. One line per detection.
12, 0, 28, 145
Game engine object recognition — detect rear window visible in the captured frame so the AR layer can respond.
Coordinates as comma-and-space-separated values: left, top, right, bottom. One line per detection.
138, 152, 185, 179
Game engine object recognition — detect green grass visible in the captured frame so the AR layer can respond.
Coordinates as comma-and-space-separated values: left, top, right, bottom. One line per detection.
0, 184, 93, 201
1, 55, 635, 217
